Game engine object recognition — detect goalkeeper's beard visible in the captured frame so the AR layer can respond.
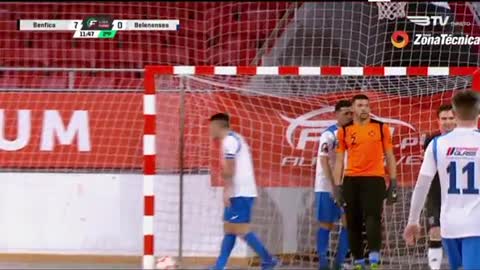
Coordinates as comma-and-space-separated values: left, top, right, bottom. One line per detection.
355, 112, 369, 121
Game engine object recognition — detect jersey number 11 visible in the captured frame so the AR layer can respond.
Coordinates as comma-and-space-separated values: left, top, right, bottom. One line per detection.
447, 161, 479, 194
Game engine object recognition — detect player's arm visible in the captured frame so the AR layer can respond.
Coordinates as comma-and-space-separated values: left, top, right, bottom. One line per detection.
222, 136, 239, 197
333, 128, 346, 186
222, 160, 234, 187
318, 132, 336, 188
407, 142, 437, 225
404, 142, 437, 245
383, 124, 397, 184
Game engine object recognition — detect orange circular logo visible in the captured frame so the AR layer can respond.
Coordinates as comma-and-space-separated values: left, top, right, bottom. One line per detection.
391, 31, 410, 49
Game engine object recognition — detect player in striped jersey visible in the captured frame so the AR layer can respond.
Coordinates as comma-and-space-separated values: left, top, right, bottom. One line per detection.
209, 113, 278, 270
405, 90, 480, 270
315, 100, 352, 270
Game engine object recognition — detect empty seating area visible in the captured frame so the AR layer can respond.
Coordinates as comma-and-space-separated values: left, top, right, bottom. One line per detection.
0, 70, 143, 90
0, 2, 296, 89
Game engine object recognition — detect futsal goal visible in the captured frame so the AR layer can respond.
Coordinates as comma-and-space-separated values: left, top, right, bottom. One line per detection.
143, 65, 480, 269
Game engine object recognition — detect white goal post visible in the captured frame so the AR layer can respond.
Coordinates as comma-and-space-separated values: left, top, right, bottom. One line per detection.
143, 65, 480, 269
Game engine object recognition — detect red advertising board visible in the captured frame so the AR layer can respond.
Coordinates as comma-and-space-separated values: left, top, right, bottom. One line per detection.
1, 90, 476, 187
156, 90, 462, 188
0, 93, 143, 170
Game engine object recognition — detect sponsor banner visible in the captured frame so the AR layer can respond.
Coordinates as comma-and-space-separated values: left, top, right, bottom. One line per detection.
156, 90, 466, 188
2, 91, 478, 188
0, 93, 142, 169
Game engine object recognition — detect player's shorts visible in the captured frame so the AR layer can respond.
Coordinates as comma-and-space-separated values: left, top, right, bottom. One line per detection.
315, 191, 343, 223
223, 196, 255, 224
425, 177, 441, 230
442, 236, 480, 269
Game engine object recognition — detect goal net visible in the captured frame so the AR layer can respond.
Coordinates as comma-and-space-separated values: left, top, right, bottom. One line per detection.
146, 66, 479, 269
2, 2, 480, 69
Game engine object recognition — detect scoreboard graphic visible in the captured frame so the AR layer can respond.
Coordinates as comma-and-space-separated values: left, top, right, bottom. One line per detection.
18, 16, 180, 38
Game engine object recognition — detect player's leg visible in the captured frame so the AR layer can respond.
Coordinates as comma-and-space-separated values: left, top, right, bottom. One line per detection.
427, 227, 443, 270
361, 177, 386, 268
342, 177, 366, 268
333, 211, 349, 270
442, 238, 462, 270
228, 197, 277, 270
461, 236, 480, 270
211, 198, 239, 270
315, 191, 336, 269
426, 178, 443, 270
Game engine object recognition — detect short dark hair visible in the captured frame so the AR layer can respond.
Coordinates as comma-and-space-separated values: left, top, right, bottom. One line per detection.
437, 104, 453, 117
351, 94, 369, 104
209, 113, 230, 127
452, 90, 480, 121
335, 100, 352, 112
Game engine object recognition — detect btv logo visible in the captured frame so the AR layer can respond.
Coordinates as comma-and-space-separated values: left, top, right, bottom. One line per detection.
407, 16, 450, 27
391, 31, 409, 49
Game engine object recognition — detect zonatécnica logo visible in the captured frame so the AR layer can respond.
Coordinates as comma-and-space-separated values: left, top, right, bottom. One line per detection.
391, 31, 410, 48
413, 34, 480, 45
392, 31, 480, 48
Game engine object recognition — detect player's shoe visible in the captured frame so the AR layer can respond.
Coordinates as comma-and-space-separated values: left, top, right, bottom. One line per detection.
353, 264, 365, 270
369, 263, 380, 270
261, 257, 279, 270
331, 262, 352, 270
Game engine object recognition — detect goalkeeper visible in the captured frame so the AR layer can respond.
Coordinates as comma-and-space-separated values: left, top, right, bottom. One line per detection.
333, 94, 398, 270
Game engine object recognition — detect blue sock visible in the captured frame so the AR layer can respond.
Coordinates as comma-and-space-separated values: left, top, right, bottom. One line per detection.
335, 227, 349, 267
214, 234, 236, 270
243, 232, 273, 263
369, 251, 380, 264
316, 227, 330, 268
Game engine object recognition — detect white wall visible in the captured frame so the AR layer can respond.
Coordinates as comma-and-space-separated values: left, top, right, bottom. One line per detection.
0, 173, 142, 255
0, 173, 313, 257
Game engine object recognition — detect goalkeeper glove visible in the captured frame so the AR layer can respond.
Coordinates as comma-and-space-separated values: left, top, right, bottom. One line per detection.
386, 178, 398, 205
333, 185, 345, 207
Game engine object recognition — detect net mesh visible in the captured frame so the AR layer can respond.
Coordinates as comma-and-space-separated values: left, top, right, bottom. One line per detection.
153, 73, 474, 269
0, 70, 143, 173
1, 2, 480, 71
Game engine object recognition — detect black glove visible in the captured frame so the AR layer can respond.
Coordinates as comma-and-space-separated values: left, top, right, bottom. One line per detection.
333, 185, 345, 207
386, 178, 398, 205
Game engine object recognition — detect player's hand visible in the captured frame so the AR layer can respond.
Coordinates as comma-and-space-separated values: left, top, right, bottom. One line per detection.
333, 185, 345, 207
386, 179, 398, 205
403, 223, 421, 246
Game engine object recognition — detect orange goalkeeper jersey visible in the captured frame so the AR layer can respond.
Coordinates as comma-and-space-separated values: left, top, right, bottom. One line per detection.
336, 119, 393, 177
